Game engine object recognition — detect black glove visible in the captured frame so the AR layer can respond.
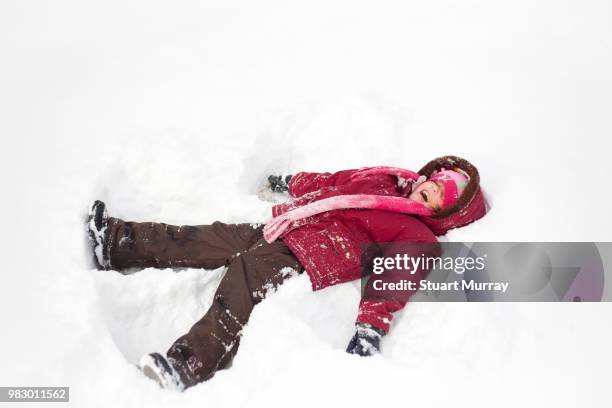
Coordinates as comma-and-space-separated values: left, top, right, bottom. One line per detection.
346, 323, 385, 356
267, 174, 293, 192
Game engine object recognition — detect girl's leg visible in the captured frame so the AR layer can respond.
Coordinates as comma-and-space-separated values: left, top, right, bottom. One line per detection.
165, 237, 302, 387
105, 218, 264, 271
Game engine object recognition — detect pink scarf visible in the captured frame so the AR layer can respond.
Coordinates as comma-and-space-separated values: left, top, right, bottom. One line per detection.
263, 166, 433, 243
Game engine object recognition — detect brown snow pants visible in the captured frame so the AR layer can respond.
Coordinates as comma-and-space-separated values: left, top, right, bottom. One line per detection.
105, 218, 303, 388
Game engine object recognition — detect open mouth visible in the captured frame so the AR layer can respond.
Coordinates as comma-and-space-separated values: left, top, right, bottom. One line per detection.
421, 191, 428, 203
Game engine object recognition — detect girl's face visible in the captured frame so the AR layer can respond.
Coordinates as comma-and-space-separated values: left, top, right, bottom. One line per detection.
410, 180, 444, 211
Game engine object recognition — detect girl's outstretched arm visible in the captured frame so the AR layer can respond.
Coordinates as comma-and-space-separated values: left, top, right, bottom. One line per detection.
356, 218, 440, 334
287, 169, 359, 197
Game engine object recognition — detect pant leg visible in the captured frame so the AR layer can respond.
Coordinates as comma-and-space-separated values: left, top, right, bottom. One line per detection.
166, 237, 303, 387
106, 218, 264, 271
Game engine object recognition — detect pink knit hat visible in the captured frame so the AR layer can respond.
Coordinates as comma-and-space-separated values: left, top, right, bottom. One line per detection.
429, 169, 469, 209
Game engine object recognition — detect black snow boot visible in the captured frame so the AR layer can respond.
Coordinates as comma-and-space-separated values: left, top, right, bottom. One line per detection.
87, 200, 110, 270
139, 353, 185, 391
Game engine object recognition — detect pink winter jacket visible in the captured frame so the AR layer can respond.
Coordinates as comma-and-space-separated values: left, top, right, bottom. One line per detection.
274, 156, 487, 333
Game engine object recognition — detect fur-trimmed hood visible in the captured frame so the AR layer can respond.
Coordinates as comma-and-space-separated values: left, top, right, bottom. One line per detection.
417, 155, 487, 235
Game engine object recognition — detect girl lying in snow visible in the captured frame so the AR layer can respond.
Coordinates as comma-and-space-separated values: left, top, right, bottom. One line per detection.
87, 155, 486, 390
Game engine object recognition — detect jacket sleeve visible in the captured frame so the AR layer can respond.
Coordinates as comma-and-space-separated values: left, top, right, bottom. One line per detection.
287, 169, 358, 197
356, 226, 441, 333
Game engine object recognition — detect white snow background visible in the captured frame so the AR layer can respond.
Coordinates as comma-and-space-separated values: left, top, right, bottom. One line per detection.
1, 1, 611, 407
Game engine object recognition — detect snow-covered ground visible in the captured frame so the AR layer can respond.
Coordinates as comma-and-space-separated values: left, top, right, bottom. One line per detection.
1, 1, 611, 407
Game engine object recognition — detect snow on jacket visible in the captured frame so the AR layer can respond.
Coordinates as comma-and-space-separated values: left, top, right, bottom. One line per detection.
273, 156, 487, 333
